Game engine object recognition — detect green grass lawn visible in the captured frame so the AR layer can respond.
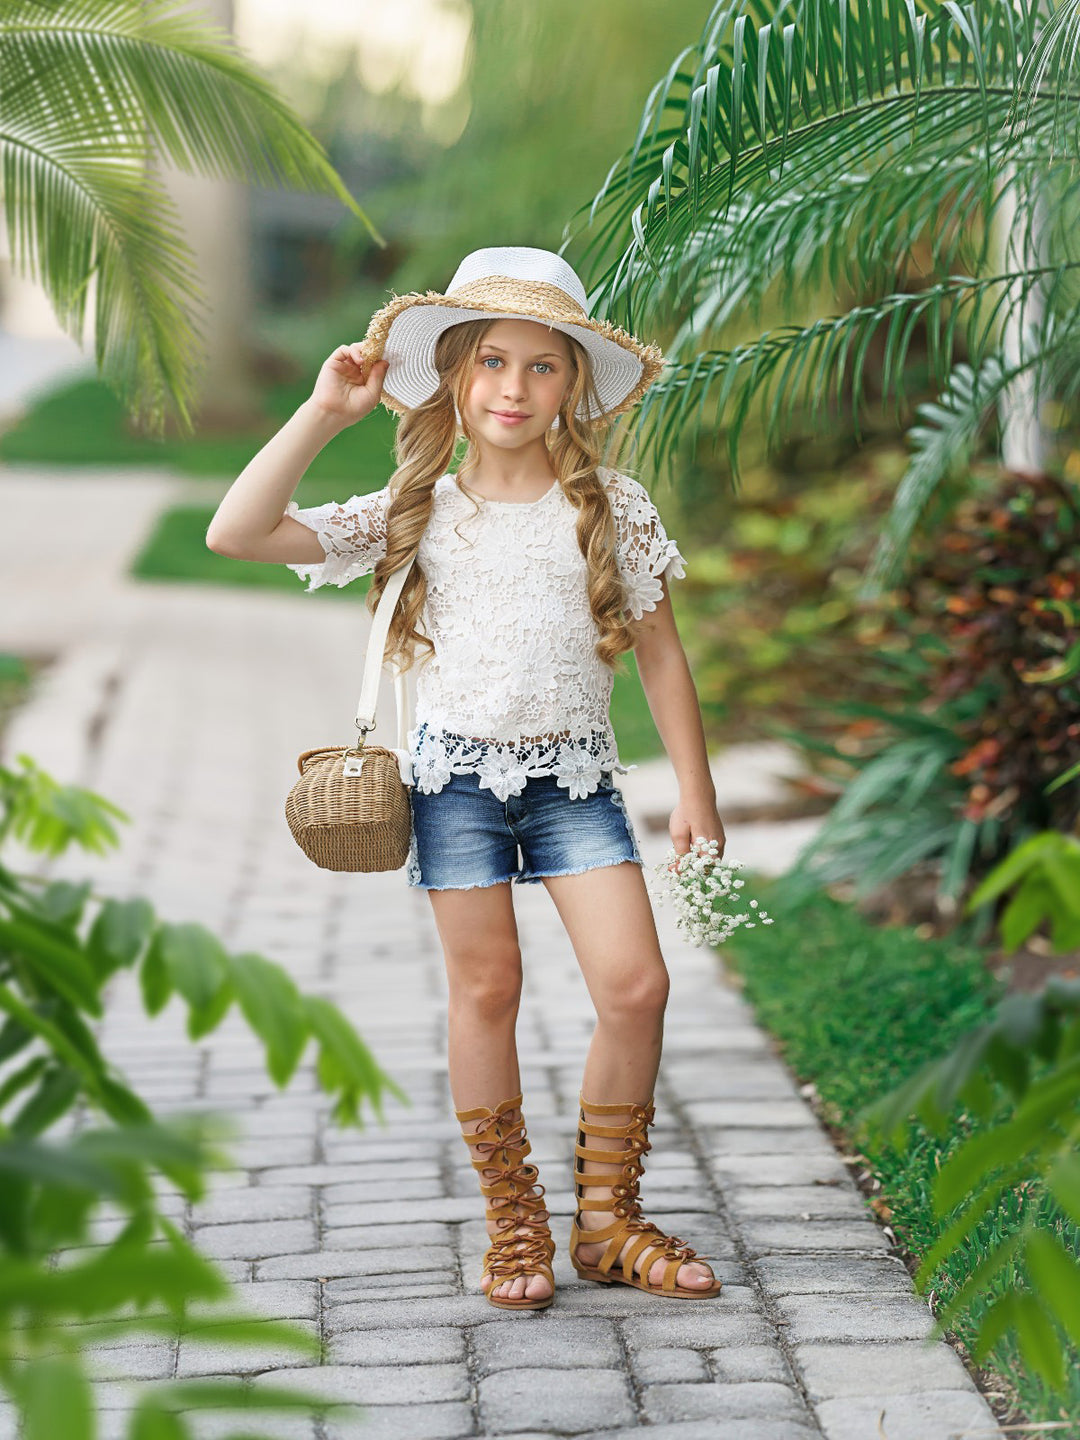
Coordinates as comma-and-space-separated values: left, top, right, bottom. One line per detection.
0, 372, 400, 482
724, 878, 1080, 1434
132, 503, 376, 596
0, 274, 398, 481
0, 654, 36, 744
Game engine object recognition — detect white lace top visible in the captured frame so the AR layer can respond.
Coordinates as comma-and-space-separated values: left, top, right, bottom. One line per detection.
284, 466, 686, 801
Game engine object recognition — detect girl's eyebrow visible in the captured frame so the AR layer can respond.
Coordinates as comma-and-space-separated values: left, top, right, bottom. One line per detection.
480, 344, 563, 360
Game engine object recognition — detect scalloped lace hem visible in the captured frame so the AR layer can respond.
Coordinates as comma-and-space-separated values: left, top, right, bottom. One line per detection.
408, 721, 637, 802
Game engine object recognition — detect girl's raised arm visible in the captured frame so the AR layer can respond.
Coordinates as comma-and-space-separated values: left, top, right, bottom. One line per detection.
205, 343, 389, 565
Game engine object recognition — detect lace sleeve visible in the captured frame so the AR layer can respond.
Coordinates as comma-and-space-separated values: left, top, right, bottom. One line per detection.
284, 487, 390, 592
604, 470, 687, 620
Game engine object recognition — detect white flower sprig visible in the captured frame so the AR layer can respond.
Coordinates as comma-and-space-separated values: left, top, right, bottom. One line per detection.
648, 836, 775, 948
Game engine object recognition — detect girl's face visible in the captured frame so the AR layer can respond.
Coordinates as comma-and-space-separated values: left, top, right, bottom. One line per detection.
461, 318, 573, 449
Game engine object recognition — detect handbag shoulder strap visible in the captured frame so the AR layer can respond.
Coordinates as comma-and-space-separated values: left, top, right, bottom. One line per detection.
355, 554, 416, 746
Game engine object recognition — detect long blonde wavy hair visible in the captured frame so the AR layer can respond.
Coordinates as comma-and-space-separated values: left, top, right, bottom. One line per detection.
366, 317, 644, 676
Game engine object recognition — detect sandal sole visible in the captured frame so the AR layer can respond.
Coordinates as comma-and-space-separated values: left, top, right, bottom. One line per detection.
485, 1292, 555, 1310
571, 1259, 723, 1298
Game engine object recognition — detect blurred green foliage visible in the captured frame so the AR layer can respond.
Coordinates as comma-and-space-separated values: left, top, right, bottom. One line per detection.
0, 364, 398, 479
726, 880, 1080, 1432
0, 656, 34, 741
352, 0, 714, 287
768, 470, 1080, 915
0, 752, 406, 1434
862, 973, 1080, 1406
656, 434, 925, 746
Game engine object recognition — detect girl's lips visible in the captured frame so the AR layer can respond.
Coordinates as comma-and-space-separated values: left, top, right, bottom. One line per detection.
491, 411, 530, 425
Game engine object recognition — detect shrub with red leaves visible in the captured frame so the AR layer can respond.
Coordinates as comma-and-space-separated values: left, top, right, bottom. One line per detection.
897, 470, 1080, 831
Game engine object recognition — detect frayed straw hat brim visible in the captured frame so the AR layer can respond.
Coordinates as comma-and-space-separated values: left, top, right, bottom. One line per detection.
361, 287, 664, 425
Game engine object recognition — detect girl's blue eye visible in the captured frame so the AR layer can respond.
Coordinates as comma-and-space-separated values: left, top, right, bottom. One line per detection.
480, 356, 553, 373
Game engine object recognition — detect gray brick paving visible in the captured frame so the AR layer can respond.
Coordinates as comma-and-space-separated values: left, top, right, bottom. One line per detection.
630, 1348, 711, 1383
583, 1427, 818, 1440
793, 1340, 973, 1400
0, 467, 1006, 1438
815, 1390, 1004, 1440
193, 1218, 318, 1259
479, 1369, 636, 1432
641, 1380, 808, 1425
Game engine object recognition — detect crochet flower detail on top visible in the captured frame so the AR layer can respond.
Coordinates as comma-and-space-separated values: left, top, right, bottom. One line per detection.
286, 466, 686, 796
411, 727, 459, 794
552, 745, 606, 800
619, 552, 685, 621
475, 744, 551, 802
410, 722, 633, 802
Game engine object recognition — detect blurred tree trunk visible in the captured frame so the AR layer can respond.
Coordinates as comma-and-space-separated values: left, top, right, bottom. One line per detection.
993, 166, 1048, 477
148, 0, 264, 432
994, 0, 1048, 478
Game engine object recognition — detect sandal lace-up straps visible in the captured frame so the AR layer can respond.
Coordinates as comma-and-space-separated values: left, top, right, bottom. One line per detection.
569, 1092, 723, 1299
456, 1091, 556, 1311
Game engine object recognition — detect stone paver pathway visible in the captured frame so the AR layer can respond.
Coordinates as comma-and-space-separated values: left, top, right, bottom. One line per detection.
0, 466, 1005, 1439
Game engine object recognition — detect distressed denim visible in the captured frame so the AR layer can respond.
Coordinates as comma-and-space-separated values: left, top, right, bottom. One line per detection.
406, 768, 643, 891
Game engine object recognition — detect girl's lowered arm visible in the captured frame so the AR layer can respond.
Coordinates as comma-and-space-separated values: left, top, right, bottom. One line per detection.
630, 587, 727, 862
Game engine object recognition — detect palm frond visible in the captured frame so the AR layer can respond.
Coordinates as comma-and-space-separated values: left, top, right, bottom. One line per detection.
633, 260, 1077, 488
567, 0, 1077, 599
863, 356, 1007, 597
1008, 0, 1079, 146
861, 315, 1079, 597
570, 0, 1049, 269
585, 84, 1067, 339
0, 0, 384, 433
660, 128, 1066, 361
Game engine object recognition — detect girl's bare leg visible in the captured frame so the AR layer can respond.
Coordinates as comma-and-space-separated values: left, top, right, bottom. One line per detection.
427, 881, 552, 1303
541, 861, 715, 1289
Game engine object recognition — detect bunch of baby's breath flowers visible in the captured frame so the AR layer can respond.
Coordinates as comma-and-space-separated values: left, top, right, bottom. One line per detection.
648, 837, 774, 947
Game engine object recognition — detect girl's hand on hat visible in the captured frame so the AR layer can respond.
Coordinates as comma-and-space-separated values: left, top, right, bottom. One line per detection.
310, 343, 389, 425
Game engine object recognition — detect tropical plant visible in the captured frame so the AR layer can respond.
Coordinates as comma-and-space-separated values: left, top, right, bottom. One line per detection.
0, 5, 396, 1432
859, 976, 1080, 1398
567, 0, 1074, 600
770, 467, 1080, 913
964, 830, 1080, 953
0, 0, 382, 435
576, 9, 1080, 1397
0, 751, 405, 1436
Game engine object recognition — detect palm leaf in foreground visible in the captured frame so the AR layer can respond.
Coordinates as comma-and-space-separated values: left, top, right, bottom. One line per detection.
0, 0, 384, 434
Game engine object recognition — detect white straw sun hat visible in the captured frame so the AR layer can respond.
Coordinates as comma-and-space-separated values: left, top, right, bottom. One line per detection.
360, 245, 665, 425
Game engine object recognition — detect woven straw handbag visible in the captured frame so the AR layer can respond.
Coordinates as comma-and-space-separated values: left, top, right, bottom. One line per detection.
286, 555, 417, 872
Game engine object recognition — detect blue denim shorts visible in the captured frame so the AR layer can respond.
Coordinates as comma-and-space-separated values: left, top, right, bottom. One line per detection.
405, 769, 643, 891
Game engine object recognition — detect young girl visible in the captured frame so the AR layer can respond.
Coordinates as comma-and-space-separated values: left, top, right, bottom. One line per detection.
207, 246, 728, 1313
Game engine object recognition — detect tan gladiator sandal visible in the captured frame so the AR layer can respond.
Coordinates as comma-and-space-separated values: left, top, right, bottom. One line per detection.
568, 1092, 723, 1299
455, 1091, 556, 1311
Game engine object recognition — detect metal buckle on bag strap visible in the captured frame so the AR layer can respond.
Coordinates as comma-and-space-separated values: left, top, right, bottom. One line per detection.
342, 721, 373, 777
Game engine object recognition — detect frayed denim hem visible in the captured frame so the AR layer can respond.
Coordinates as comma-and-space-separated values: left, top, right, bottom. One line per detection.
515, 855, 643, 885
605, 786, 644, 864
408, 871, 518, 892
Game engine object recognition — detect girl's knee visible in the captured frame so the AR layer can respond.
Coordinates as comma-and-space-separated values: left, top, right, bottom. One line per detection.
597, 966, 669, 1025
446, 946, 524, 1019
